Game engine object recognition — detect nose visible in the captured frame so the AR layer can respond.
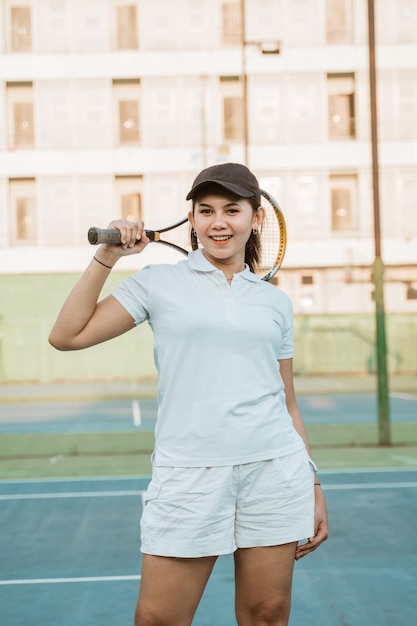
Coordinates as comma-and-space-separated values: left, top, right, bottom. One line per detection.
212, 211, 227, 229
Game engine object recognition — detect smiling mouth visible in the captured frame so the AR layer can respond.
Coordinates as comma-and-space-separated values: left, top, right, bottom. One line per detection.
210, 235, 232, 241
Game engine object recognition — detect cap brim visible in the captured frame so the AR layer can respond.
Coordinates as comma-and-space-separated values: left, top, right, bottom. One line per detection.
186, 180, 254, 201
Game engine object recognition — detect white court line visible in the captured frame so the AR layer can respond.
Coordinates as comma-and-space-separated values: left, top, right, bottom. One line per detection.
0, 475, 152, 484
322, 481, 417, 490
0, 490, 145, 501
319, 467, 417, 475
1, 483, 417, 501
1, 468, 416, 485
390, 392, 417, 401
132, 400, 142, 427
0, 575, 141, 586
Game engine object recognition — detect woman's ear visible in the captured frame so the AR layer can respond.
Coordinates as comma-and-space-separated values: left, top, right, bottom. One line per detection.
188, 210, 195, 228
253, 206, 265, 229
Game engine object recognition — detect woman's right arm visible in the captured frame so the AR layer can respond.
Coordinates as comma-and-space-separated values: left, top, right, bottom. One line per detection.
48, 220, 149, 351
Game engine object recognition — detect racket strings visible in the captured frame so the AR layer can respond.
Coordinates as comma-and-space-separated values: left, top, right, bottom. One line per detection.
259, 199, 283, 270
155, 220, 192, 252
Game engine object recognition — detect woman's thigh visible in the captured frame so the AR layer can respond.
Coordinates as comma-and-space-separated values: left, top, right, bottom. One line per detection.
135, 554, 217, 626
234, 544, 297, 626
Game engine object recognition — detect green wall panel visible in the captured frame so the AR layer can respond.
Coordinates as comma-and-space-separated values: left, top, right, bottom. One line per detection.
0, 274, 416, 383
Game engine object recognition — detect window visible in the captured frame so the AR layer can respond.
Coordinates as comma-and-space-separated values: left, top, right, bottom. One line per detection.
301, 275, 314, 285
119, 101, 139, 142
9, 5, 32, 52
116, 5, 138, 49
7, 82, 34, 148
330, 174, 357, 232
327, 73, 356, 139
220, 76, 244, 142
113, 79, 140, 145
115, 176, 143, 221
325, 0, 353, 44
221, 1, 241, 46
406, 284, 417, 300
9, 178, 37, 244
121, 192, 141, 220
300, 272, 316, 310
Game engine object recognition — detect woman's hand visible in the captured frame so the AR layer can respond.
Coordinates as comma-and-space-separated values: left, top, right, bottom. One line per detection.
295, 486, 329, 560
97, 219, 151, 264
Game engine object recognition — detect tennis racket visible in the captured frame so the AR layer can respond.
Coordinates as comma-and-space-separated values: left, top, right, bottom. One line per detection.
88, 189, 287, 281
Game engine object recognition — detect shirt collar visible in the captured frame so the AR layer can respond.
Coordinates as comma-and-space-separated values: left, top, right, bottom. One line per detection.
187, 248, 261, 283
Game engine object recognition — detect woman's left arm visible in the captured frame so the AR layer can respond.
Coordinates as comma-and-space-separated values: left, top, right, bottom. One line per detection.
279, 357, 329, 559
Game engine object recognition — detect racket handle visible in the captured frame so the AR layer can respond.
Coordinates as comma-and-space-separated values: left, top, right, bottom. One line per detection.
88, 227, 156, 245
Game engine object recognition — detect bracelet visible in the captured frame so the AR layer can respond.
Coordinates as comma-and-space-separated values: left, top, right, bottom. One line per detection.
93, 256, 113, 270
314, 482, 321, 486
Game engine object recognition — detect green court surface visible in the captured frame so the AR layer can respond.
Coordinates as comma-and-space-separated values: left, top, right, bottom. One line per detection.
1, 428, 417, 480
0, 389, 417, 479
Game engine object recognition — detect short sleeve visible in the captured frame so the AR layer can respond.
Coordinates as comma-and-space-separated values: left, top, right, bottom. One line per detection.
111, 265, 152, 326
278, 296, 294, 359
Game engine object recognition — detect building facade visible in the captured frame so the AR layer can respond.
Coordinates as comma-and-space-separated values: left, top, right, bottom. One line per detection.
0, 0, 416, 315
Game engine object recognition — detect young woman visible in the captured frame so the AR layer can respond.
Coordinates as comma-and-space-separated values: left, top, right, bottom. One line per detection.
49, 163, 328, 626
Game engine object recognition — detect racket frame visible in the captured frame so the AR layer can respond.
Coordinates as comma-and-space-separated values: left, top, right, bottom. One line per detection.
258, 189, 287, 281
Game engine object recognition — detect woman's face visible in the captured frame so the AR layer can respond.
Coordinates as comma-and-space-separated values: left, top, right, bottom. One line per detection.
188, 192, 263, 270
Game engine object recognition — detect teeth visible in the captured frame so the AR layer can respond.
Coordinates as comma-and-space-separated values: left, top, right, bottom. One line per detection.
211, 235, 231, 241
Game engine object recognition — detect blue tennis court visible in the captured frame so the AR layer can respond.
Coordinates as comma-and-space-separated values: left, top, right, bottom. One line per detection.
1, 469, 417, 626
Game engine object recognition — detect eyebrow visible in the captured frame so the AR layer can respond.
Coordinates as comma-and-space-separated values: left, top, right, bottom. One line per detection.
197, 200, 241, 208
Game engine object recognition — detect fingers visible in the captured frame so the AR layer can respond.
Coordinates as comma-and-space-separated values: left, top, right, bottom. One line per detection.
294, 486, 329, 560
295, 522, 329, 560
106, 220, 149, 251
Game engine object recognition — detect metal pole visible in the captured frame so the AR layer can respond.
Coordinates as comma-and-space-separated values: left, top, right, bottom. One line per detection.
367, 0, 391, 445
240, 0, 249, 165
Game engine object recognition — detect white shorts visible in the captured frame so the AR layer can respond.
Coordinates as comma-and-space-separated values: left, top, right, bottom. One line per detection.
140, 448, 316, 558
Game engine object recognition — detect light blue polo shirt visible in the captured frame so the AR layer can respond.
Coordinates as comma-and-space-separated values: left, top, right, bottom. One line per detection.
112, 249, 305, 466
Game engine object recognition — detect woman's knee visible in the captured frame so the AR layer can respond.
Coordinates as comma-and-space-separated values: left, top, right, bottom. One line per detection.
133, 603, 151, 626
236, 597, 291, 626
134, 602, 166, 626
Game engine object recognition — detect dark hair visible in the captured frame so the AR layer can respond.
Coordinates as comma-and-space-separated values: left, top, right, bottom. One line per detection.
189, 184, 262, 273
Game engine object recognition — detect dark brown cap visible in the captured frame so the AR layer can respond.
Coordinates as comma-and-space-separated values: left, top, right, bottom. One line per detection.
186, 163, 261, 203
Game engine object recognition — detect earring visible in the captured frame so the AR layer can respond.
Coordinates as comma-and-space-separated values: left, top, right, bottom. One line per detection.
252, 229, 258, 235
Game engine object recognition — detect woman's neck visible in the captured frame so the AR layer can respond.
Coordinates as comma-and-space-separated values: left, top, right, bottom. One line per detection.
201, 249, 245, 281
